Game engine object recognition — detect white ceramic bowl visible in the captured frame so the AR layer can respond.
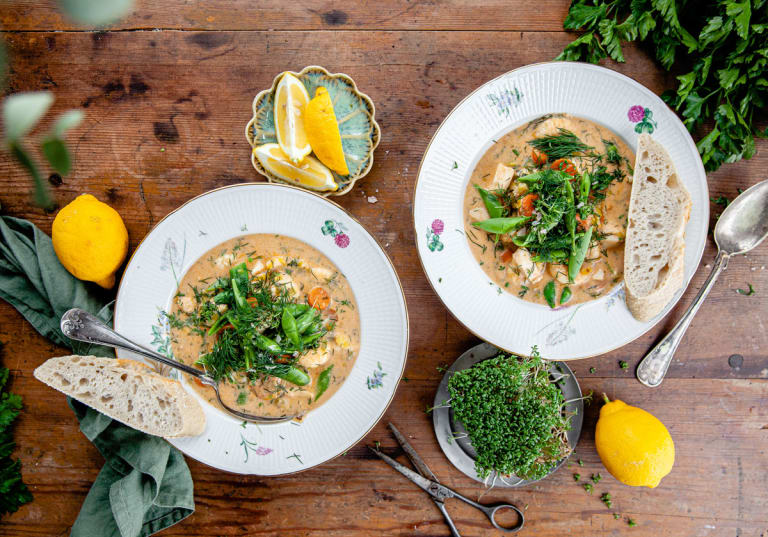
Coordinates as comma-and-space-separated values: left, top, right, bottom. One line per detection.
413, 62, 708, 360
115, 183, 408, 474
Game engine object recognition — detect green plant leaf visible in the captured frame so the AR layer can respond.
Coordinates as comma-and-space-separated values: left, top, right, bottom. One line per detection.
42, 138, 72, 175
59, 0, 134, 25
564, 2, 607, 30
726, 0, 751, 39
51, 109, 84, 138
9, 142, 53, 209
2, 92, 53, 142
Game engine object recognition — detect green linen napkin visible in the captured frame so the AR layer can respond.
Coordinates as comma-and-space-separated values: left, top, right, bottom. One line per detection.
0, 215, 194, 537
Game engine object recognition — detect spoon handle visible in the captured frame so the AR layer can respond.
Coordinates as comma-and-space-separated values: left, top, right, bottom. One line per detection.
636, 251, 729, 387
60, 308, 216, 386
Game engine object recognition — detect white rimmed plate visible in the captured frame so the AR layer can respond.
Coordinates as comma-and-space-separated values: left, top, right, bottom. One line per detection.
413, 62, 708, 360
114, 183, 408, 475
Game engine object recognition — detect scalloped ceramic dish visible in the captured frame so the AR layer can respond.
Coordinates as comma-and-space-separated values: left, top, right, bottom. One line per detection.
245, 66, 381, 196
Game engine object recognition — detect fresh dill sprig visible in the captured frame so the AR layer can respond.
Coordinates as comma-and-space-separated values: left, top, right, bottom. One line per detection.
528, 128, 595, 160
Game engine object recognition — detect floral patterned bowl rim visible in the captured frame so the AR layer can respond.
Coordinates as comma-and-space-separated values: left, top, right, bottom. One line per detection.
244, 65, 381, 196
114, 183, 408, 475
413, 62, 709, 360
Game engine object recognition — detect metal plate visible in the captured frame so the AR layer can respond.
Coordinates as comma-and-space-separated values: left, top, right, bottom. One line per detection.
432, 343, 583, 487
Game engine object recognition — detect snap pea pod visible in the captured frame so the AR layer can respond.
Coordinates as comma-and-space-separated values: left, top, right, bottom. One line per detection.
283, 303, 310, 316
564, 179, 576, 247
516, 171, 545, 184
212, 290, 233, 304
295, 308, 320, 333
229, 263, 250, 309
543, 280, 557, 309
472, 216, 531, 235
579, 171, 591, 203
269, 366, 310, 386
281, 309, 300, 347
254, 334, 282, 354
315, 365, 334, 400
560, 286, 573, 305
206, 313, 230, 336
301, 330, 325, 345
473, 184, 504, 219
204, 277, 230, 293
568, 226, 593, 283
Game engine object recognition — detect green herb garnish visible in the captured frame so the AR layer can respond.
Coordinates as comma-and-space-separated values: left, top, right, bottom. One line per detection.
447, 348, 571, 480
528, 129, 594, 160
737, 283, 755, 296
619, 360, 629, 370
583, 483, 593, 494
601, 492, 612, 508
556, 0, 767, 172
0, 367, 33, 515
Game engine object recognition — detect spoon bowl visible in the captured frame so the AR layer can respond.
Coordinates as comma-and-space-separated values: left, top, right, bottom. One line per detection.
637, 179, 768, 387
715, 180, 768, 255
61, 308, 299, 424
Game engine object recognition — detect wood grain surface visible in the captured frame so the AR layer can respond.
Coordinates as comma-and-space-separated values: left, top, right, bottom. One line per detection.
1, 2, 767, 536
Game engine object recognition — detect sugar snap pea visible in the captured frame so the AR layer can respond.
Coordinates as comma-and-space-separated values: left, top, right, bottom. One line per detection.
296, 308, 320, 333
283, 303, 310, 316
568, 226, 593, 283
474, 184, 504, 218
472, 216, 531, 235
543, 280, 557, 308
560, 286, 572, 305
315, 365, 334, 400
281, 309, 300, 347
270, 366, 310, 386
254, 334, 282, 354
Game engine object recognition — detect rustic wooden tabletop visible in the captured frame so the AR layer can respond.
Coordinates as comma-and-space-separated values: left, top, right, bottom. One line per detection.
1, 1, 767, 536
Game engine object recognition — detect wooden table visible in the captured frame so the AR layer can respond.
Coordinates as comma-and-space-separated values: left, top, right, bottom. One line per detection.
1, 2, 767, 536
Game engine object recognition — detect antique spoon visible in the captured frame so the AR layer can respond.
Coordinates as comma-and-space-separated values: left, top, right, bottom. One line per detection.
61, 308, 299, 423
637, 179, 768, 387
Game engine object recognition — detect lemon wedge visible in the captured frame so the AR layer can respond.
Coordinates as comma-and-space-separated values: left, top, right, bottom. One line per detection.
274, 73, 312, 163
253, 143, 338, 192
304, 87, 349, 175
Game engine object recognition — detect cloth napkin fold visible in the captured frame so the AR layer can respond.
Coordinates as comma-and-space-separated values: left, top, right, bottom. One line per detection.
0, 215, 194, 537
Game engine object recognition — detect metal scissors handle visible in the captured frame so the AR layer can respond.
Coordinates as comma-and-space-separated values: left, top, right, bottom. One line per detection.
370, 423, 524, 535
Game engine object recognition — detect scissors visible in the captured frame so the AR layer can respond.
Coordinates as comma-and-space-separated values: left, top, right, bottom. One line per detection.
369, 423, 524, 536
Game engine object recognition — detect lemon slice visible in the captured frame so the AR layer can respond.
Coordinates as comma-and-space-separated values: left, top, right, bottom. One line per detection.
274, 73, 312, 163
304, 87, 349, 175
254, 143, 338, 192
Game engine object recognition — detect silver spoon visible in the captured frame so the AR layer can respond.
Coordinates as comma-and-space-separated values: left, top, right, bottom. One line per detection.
637, 179, 768, 387
61, 308, 299, 423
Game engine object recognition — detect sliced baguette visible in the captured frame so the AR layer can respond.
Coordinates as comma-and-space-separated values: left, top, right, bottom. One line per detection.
624, 133, 692, 321
34, 355, 205, 437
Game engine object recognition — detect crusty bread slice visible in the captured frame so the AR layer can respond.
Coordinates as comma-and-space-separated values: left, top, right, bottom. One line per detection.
624, 134, 692, 321
34, 355, 205, 437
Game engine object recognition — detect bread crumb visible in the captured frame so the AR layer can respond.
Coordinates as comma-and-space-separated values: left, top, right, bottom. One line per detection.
367, 196, 378, 204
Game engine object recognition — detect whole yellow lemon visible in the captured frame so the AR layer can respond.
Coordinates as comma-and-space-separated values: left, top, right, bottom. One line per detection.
52, 194, 129, 289
595, 394, 674, 488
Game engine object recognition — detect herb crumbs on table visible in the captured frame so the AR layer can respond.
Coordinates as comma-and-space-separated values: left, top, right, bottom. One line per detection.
737, 283, 755, 296
583, 483, 593, 494
613, 513, 620, 520
591, 473, 601, 484
573, 473, 580, 481
619, 360, 628, 370
601, 492, 612, 508
578, 459, 584, 466
589, 367, 596, 374
628, 518, 637, 527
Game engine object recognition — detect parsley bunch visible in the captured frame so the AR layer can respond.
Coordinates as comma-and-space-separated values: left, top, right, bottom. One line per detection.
556, 0, 768, 172
447, 349, 572, 481
0, 367, 33, 515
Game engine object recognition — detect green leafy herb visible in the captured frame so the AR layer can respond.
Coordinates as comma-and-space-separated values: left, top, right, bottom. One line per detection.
0, 367, 33, 515
628, 518, 637, 527
573, 473, 581, 481
583, 482, 594, 494
591, 473, 602, 484
711, 195, 731, 207
589, 367, 596, 374
613, 513, 621, 520
528, 129, 595, 160
737, 283, 755, 296
601, 492, 613, 508
447, 348, 572, 480
619, 360, 629, 370
556, 0, 768, 172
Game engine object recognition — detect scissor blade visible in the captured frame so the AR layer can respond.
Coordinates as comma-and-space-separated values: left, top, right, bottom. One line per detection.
388, 423, 440, 483
368, 446, 439, 497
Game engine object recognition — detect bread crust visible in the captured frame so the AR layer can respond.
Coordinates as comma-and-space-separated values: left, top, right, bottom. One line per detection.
34, 355, 205, 437
624, 134, 691, 321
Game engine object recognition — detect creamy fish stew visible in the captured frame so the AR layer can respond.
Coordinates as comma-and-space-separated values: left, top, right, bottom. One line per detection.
463, 114, 635, 307
169, 234, 360, 418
